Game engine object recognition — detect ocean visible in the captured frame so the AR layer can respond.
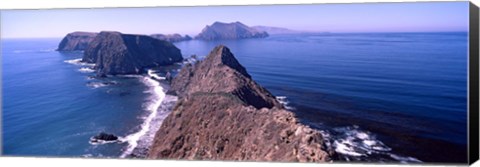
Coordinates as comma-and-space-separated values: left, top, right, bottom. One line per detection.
2, 32, 468, 163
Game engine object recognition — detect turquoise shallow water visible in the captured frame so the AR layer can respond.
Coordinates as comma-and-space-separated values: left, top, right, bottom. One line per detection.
2, 32, 468, 163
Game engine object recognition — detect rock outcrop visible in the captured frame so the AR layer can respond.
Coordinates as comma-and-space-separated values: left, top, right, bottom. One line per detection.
90, 132, 119, 143
148, 45, 331, 162
82, 31, 183, 76
195, 22, 269, 40
150, 34, 192, 43
57, 32, 97, 51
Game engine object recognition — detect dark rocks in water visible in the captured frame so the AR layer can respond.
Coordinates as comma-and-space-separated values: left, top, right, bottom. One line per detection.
57, 32, 97, 51
165, 72, 173, 82
90, 132, 119, 144
195, 21, 269, 40
150, 33, 192, 43
82, 31, 183, 76
148, 45, 331, 162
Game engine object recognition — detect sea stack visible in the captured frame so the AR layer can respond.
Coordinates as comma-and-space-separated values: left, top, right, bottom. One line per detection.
195, 21, 269, 40
57, 32, 97, 51
148, 45, 331, 162
82, 31, 183, 76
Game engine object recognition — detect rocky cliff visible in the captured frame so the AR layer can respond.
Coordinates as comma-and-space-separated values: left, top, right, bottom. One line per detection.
150, 34, 192, 43
195, 22, 269, 40
148, 45, 331, 162
82, 31, 183, 76
57, 32, 97, 51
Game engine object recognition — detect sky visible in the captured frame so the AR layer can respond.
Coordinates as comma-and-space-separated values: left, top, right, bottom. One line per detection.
0, 1, 470, 38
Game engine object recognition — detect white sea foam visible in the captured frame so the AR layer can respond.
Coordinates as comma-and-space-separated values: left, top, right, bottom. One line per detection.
88, 138, 119, 145
86, 82, 109, 89
317, 125, 421, 162
275, 95, 418, 161
119, 71, 174, 158
147, 69, 166, 80
78, 67, 95, 73
64, 58, 95, 66
276, 96, 295, 110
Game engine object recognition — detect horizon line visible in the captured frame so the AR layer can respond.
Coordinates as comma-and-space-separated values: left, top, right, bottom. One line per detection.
1, 31, 469, 39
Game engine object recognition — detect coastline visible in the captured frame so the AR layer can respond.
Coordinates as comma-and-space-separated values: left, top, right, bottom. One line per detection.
2, 31, 468, 163
119, 70, 177, 158
64, 56, 179, 158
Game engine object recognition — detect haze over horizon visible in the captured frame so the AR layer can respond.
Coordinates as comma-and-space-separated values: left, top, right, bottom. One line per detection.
1, 2, 469, 38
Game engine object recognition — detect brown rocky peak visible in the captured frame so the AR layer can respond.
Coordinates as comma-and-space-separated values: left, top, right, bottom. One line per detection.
205, 45, 251, 78
170, 45, 281, 109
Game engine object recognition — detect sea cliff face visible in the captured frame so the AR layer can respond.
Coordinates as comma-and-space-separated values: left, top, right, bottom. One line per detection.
57, 32, 97, 51
150, 34, 192, 43
148, 45, 331, 162
195, 22, 269, 40
82, 31, 183, 76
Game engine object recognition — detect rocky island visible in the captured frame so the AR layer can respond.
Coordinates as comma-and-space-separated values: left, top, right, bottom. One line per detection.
147, 45, 331, 162
195, 22, 269, 40
150, 33, 192, 43
57, 31, 97, 51
252, 26, 301, 34
82, 31, 183, 76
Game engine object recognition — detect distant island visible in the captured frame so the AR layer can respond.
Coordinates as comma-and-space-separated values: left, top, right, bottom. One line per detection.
252, 26, 301, 34
195, 21, 269, 40
56, 23, 300, 53
150, 33, 192, 43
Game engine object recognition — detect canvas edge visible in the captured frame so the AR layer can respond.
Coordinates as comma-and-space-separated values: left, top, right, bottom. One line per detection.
469, 1, 480, 165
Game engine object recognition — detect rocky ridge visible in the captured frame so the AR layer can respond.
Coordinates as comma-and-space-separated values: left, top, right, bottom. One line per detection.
147, 45, 331, 162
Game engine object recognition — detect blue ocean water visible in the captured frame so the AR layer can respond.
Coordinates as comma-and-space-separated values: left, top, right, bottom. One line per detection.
2, 32, 468, 163
2, 38, 172, 158
175, 32, 468, 163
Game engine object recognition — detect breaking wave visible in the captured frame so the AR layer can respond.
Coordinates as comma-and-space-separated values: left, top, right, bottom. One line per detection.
64, 58, 95, 66
86, 81, 117, 89
147, 70, 166, 80
276, 96, 295, 110
279, 94, 421, 163
119, 70, 177, 158
78, 67, 95, 73
318, 125, 421, 163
